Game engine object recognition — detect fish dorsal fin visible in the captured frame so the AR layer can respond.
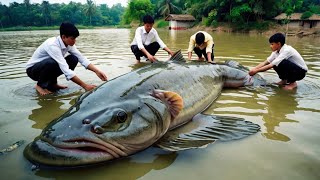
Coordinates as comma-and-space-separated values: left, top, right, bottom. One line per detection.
169, 50, 186, 62
225, 60, 249, 71
155, 114, 260, 151
151, 90, 184, 119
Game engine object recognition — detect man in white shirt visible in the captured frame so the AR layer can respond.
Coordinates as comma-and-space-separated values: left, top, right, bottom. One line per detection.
131, 15, 174, 64
26, 22, 107, 95
249, 33, 308, 90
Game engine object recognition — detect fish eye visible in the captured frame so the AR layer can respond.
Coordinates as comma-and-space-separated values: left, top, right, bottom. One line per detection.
116, 110, 127, 123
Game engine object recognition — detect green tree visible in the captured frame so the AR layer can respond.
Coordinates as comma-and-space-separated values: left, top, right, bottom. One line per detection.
41, 1, 50, 26
157, 0, 181, 18
282, 0, 303, 35
122, 0, 154, 24
83, 0, 97, 25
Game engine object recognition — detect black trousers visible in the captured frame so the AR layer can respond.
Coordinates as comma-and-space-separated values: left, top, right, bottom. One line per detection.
194, 44, 214, 61
26, 55, 78, 91
131, 42, 160, 60
273, 59, 306, 83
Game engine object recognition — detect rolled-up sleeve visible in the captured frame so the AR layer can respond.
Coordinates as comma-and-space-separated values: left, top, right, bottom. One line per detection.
205, 36, 214, 53
46, 45, 76, 80
187, 36, 195, 53
271, 50, 291, 66
69, 45, 91, 68
267, 52, 276, 63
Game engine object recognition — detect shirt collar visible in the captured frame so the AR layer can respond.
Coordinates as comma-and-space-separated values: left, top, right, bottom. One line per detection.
142, 26, 153, 34
278, 44, 287, 53
142, 27, 148, 34
57, 35, 67, 49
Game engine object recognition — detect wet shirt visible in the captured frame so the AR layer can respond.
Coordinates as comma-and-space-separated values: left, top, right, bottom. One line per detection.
187, 31, 214, 53
26, 36, 91, 80
267, 44, 308, 71
131, 26, 166, 50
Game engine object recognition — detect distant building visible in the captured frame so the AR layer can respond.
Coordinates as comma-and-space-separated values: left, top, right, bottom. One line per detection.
165, 14, 196, 30
274, 13, 320, 29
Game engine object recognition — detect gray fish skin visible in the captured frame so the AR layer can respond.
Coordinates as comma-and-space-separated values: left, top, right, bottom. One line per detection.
24, 60, 264, 167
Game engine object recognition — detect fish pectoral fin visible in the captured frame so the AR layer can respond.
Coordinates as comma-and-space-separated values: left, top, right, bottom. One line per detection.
151, 90, 184, 119
155, 114, 260, 151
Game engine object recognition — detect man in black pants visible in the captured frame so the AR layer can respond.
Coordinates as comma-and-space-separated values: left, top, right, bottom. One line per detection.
131, 15, 174, 64
249, 33, 308, 90
187, 31, 215, 63
26, 22, 107, 95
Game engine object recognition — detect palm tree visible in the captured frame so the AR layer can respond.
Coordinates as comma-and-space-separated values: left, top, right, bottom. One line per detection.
24, 0, 30, 9
0, 19, 3, 29
41, 1, 50, 26
158, 0, 181, 17
83, 0, 96, 25
24, 0, 31, 25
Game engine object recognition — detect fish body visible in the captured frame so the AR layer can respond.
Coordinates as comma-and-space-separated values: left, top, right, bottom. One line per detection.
24, 51, 265, 167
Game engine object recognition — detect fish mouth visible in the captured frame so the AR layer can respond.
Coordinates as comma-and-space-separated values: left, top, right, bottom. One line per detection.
24, 137, 128, 167
61, 138, 128, 158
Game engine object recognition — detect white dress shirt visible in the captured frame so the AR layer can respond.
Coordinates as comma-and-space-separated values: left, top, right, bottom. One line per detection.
267, 44, 308, 71
131, 26, 166, 50
26, 36, 91, 80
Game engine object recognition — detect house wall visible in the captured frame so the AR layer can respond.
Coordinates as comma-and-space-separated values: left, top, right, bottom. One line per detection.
311, 21, 319, 29
169, 21, 193, 30
288, 20, 320, 29
288, 21, 301, 29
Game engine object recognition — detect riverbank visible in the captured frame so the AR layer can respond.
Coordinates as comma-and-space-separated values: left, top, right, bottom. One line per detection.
0, 25, 131, 32
190, 23, 320, 37
1, 23, 319, 37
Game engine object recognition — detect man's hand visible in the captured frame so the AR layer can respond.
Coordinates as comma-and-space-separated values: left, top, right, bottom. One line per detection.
87, 64, 108, 81
249, 68, 257, 76
96, 70, 108, 81
147, 54, 157, 62
168, 50, 174, 57
83, 84, 97, 91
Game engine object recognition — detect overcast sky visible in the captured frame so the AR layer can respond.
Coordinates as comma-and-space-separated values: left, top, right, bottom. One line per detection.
1, 0, 128, 7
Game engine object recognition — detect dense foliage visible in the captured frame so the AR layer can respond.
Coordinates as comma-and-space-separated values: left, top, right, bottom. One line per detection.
0, 0, 319, 30
122, 0, 320, 29
0, 0, 125, 28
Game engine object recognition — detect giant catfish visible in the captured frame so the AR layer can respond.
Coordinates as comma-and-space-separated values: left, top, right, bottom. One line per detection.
24, 50, 265, 167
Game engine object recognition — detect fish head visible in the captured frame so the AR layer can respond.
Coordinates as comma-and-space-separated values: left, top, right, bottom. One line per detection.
24, 90, 183, 167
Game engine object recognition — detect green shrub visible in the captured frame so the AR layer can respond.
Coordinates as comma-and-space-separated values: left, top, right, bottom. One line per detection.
155, 20, 169, 28
301, 11, 313, 19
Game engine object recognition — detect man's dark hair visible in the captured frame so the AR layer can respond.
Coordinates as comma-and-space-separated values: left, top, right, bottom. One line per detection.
60, 22, 79, 38
195, 32, 205, 45
269, 33, 285, 46
143, 15, 154, 24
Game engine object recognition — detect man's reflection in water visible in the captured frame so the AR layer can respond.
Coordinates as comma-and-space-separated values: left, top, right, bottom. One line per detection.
262, 88, 298, 142
35, 148, 178, 180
